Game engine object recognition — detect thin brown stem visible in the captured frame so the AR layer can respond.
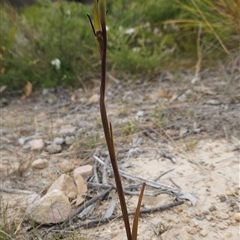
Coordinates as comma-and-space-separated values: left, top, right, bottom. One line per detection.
99, 15, 132, 240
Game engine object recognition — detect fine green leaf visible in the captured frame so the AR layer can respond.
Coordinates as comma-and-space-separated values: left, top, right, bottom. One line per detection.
93, 0, 101, 33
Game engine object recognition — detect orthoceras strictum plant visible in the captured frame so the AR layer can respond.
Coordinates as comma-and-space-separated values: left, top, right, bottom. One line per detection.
87, 1, 145, 239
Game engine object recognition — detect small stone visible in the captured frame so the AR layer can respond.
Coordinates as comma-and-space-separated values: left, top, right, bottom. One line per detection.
26, 190, 71, 224
206, 215, 213, 221
200, 229, 208, 237
47, 94, 57, 104
48, 174, 77, 200
202, 210, 210, 215
65, 136, 75, 145
18, 136, 29, 145
46, 144, 62, 154
183, 216, 190, 223
209, 205, 217, 212
219, 194, 227, 202
217, 212, 229, 220
234, 212, 240, 222
185, 226, 199, 235
210, 223, 216, 227
53, 137, 65, 145
225, 232, 232, 238
73, 165, 93, 178
42, 88, 50, 95
29, 139, 44, 151
218, 223, 227, 230
59, 125, 76, 135
31, 159, 48, 169
189, 219, 198, 227
173, 207, 183, 214
57, 160, 73, 173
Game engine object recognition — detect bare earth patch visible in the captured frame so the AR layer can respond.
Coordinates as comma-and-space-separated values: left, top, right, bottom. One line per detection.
0, 68, 239, 239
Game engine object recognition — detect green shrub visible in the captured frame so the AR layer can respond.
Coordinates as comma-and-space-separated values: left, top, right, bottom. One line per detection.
0, 0, 239, 91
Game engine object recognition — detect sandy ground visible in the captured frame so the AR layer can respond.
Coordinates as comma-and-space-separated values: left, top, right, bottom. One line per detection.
0, 68, 240, 239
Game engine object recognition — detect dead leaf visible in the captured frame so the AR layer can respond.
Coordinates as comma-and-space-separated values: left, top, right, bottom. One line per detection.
158, 88, 170, 98
75, 174, 87, 206
169, 93, 178, 102
21, 81, 32, 100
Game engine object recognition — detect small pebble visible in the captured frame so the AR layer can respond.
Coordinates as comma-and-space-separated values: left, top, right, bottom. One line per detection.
217, 212, 229, 220
185, 226, 199, 235
183, 216, 190, 223
65, 136, 75, 145
32, 159, 48, 169
57, 160, 73, 173
225, 232, 232, 238
200, 229, 208, 237
53, 137, 64, 145
73, 165, 93, 178
206, 215, 213, 221
219, 194, 227, 202
209, 205, 217, 212
218, 223, 227, 230
46, 144, 62, 154
234, 212, 240, 222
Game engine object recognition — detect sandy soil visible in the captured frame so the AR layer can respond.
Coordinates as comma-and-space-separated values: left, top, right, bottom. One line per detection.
0, 68, 239, 239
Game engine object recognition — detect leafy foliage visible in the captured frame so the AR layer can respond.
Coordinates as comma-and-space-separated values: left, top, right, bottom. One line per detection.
0, 0, 239, 90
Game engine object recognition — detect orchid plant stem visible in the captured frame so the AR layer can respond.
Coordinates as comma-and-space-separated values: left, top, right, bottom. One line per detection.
99, 14, 132, 240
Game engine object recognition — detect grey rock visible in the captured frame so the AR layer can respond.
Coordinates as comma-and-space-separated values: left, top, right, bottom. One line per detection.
219, 194, 227, 202
65, 136, 75, 145
46, 144, 62, 154
42, 88, 49, 95
209, 205, 217, 212
53, 137, 65, 145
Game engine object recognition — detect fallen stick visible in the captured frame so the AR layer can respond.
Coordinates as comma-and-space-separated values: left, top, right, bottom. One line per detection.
0, 187, 35, 195
87, 182, 169, 197
93, 155, 177, 191
65, 200, 184, 230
